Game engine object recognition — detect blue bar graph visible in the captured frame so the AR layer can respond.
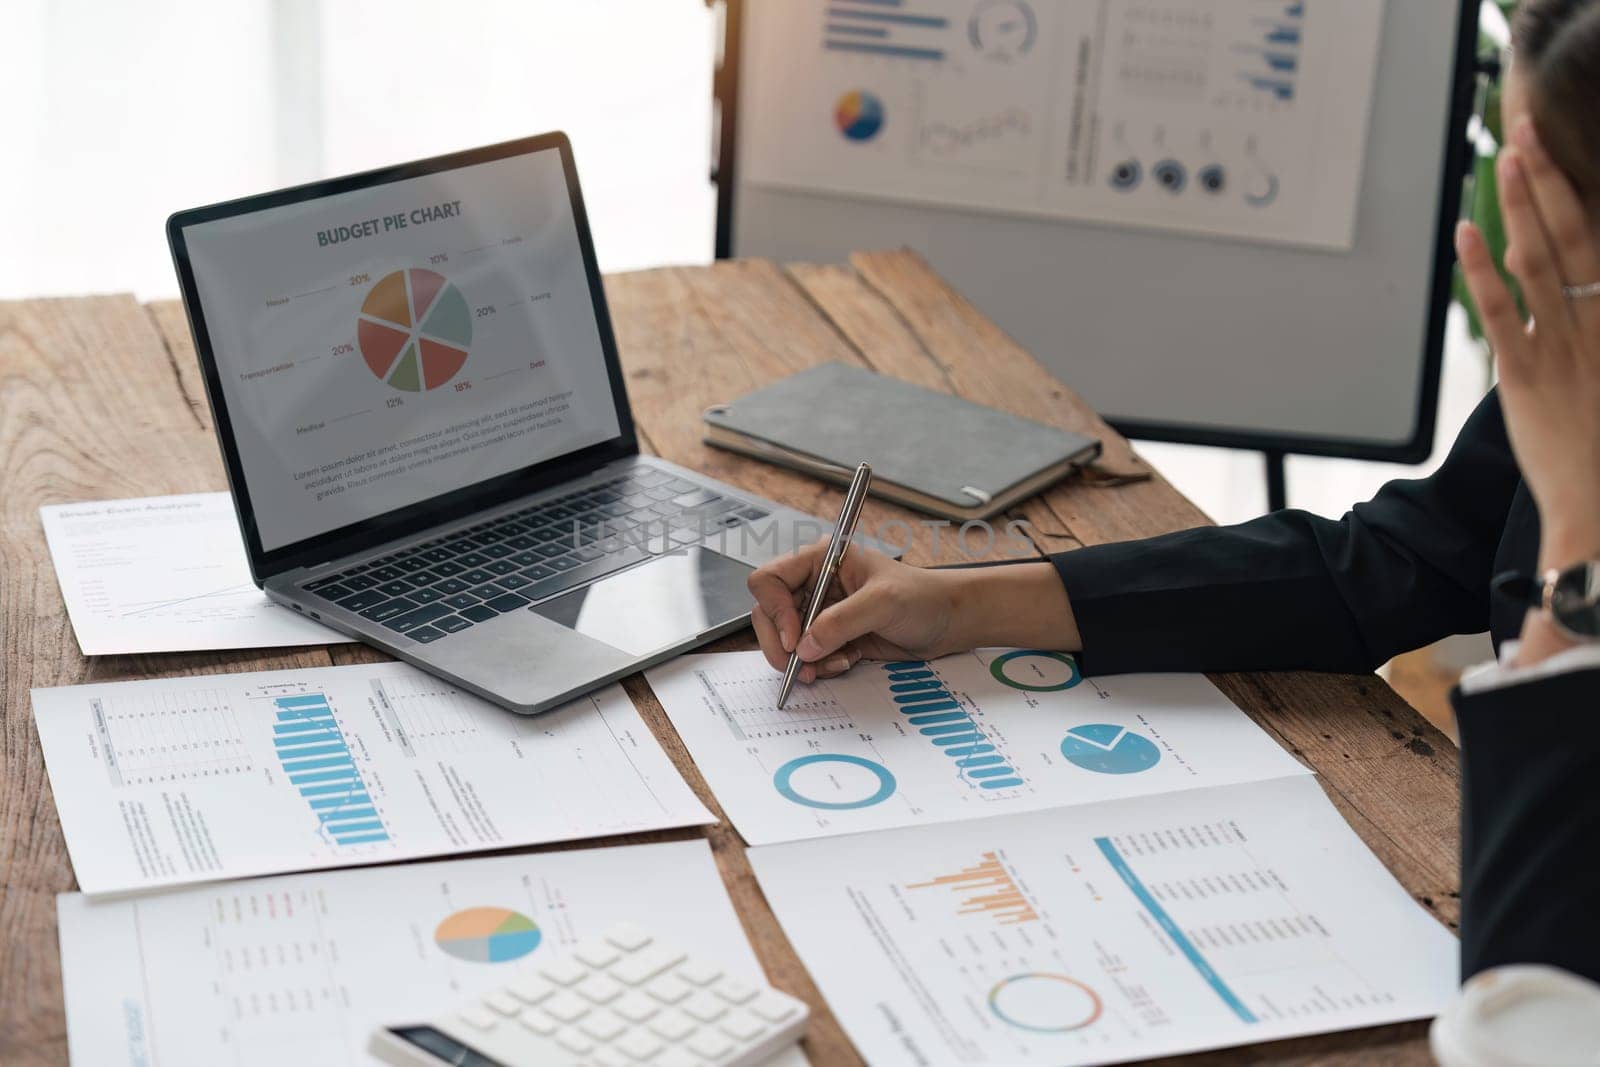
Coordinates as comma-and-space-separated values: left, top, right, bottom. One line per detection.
1094, 837, 1258, 1023
823, 2, 948, 62
273, 694, 390, 847
881, 662, 1025, 790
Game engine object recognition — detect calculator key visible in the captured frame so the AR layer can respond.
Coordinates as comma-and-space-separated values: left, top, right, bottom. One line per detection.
540, 958, 590, 987
612, 991, 659, 1023
676, 959, 723, 987
482, 991, 521, 1017
647, 1011, 695, 1041
460, 604, 500, 623
604, 922, 654, 951
573, 940, 622, 969
645, 975, 692, 1005
681, 992, 727, 1023
577, 1011, 626, 1042
750, 993, 800, 1022
406, 625, 446, 644
687, 1029, 736, 1060
576, 973, 625, 1005
653, 1048, 701, 1067
435, 614, 474, 633
541, 991, 590, 1023
456, 1005, 497, 1032
719, 1012, 767, 1041
616, 1030, 663, 1060
517, 1011, 558, 1037
554, 1027, 594, 1054
507, 976, 555, 1005
713, 976, 758, 1004
612, 946, 686, 986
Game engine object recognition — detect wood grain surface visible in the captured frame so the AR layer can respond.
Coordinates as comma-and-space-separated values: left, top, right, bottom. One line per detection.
0, 251, 1459, 1066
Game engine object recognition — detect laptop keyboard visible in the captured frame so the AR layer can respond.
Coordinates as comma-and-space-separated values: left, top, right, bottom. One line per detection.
300, 468, 770, 645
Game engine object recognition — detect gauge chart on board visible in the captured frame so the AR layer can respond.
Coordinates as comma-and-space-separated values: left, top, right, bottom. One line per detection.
356, 267, 473, 392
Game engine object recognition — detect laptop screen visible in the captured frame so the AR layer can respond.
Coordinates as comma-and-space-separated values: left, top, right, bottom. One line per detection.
178, 144, 624, 554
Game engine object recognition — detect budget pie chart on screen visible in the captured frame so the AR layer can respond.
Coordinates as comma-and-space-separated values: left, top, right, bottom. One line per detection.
356, 267, 473, 392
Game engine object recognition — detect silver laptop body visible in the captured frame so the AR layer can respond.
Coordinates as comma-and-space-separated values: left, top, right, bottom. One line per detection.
169, 132, 822, 714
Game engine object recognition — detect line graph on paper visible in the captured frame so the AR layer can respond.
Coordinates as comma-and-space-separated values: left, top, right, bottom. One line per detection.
693, 660, 856, 741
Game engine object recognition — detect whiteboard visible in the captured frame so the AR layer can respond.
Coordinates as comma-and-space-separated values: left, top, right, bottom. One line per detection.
728, 0, 1475, 460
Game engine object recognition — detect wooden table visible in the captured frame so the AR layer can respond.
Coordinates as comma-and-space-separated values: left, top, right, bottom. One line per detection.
0, 251, 1461, 1065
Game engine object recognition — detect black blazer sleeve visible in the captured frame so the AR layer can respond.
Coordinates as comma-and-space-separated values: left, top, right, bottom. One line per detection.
1455, 666, 1600, 983
1050, 392, 1522, 674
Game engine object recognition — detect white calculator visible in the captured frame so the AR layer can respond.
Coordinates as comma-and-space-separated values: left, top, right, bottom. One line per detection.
369, 922, 809, 1067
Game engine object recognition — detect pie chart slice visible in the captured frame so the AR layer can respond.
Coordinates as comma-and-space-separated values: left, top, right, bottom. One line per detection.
434, 906, 542, 964
1061, 724, 1161, 774
362, 271, 411, 328
388, 342, 422, 392
420, 338, 469, 390
410, 269, 447, 320
358, 318, 411, 379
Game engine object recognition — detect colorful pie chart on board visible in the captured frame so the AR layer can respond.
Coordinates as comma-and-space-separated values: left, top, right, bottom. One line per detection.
433, 906, 542, 963
356, 268, 472, 392
834, 90, 885, 142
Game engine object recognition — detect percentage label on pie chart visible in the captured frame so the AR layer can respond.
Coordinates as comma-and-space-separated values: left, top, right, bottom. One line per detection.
357, 268, 472, 392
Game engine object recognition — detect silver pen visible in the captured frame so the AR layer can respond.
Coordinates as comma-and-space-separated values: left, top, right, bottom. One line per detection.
777, 462, 874, 709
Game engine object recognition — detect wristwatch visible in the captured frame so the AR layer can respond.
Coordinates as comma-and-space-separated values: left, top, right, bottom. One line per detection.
1494, 561, 1600, 640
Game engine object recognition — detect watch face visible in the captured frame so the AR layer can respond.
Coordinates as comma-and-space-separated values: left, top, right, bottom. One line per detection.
1550, 562, 1600, 638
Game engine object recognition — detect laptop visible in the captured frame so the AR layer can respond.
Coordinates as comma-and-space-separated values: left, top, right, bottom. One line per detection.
168, 132, 826, 715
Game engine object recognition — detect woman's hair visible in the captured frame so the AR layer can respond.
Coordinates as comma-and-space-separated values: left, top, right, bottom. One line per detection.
1512, 0, 1600, 210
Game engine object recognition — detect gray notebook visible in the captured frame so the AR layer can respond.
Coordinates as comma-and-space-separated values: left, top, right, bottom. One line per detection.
703, 362, 1100, 521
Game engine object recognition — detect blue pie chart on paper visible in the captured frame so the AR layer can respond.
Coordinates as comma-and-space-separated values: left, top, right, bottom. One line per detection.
1060, 724, 1161, 775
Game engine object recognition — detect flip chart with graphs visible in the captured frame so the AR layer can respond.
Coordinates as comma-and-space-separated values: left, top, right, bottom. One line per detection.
33, 664, 711, 894
644, 649, 1308, 845
741, 0, 1385, 249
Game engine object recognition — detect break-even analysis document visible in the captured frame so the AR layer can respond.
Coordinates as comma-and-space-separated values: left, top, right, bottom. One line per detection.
58, 839, 808, 1067
645, 650, 1308, 845
34, 664, 711, 894
749, 775, 1457, 1066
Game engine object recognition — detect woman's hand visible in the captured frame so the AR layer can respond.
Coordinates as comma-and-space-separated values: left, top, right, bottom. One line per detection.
1457, 119, 1600, 572
747, 540, 1079, 684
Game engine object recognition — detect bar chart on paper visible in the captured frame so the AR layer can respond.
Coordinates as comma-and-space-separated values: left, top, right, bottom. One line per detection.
271, 693, 389, 846
647, 649, 1309, 845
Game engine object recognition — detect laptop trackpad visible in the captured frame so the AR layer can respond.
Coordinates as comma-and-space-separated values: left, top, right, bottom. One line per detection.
530, 547, 755, 657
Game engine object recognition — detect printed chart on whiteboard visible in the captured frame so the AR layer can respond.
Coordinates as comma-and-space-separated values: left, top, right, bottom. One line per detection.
741, 0, 1386, 249
645, 649, 1307, 845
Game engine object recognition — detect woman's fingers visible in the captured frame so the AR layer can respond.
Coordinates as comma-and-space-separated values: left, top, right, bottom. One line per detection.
795, 580, 896, 662
1498, 147, 1576, 335
747, 545, 824, 660
1514, 120, 1600, 333
1456, 221, 1531, 374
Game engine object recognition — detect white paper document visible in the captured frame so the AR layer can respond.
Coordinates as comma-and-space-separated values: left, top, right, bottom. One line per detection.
58, 839, 809, 1067
34, 663, 712, 894
749, 775, 1458, 1066
40, 493, 353, 655
646, 650, 1307, 845
742, 0, 1385, 249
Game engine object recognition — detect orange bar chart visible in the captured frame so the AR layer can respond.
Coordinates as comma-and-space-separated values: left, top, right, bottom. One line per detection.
908, 851, 1039, 926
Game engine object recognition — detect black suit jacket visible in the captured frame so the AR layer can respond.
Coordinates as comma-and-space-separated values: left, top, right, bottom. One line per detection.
1050, 389, 1599, 983
1052, 391, 1536, 675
